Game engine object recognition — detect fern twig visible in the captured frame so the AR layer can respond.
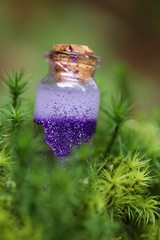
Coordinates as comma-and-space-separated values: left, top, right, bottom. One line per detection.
1, 69, 27, 108
101, 96, 131, 158
103, 124, 119, 157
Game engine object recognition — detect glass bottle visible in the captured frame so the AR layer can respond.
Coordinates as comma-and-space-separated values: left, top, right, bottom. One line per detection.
34, 44, 101, 162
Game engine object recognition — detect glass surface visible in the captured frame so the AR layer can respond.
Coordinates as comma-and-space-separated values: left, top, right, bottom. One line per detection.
34, 52, 100, 161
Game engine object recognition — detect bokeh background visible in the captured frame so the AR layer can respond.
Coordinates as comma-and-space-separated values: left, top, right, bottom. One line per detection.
1, 0, 160, 113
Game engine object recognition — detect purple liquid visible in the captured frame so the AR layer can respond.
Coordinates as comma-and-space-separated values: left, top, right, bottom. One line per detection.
34, 117, 96, 159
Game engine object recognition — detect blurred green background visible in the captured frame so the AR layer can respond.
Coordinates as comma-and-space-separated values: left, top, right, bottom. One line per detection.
0, 0, 160, 113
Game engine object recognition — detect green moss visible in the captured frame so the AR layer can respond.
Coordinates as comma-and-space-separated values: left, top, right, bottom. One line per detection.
0, 70, 160, 240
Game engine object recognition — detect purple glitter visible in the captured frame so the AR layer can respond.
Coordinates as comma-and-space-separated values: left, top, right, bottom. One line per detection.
34, 117, 96, 159
72, 55, 78, 62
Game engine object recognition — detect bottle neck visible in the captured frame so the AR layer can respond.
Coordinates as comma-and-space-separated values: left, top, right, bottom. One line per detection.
49, 61, 95, 84
46, 51, 101, 84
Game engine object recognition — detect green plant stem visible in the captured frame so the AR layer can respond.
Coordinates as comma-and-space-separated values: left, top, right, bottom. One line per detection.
13, 93, 18, 109
103, 124, 119, 158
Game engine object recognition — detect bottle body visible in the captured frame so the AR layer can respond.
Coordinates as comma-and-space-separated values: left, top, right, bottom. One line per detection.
34, 74, 100, 159
34, 44, 101, 161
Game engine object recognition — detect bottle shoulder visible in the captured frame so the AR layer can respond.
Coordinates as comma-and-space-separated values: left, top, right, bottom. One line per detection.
39, 75, 99, 92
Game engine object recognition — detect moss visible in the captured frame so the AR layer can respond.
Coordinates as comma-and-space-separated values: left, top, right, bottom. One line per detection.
0, 70, 160, 240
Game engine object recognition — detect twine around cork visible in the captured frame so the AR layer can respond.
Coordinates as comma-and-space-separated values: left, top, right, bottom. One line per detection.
48, 44, 100, 83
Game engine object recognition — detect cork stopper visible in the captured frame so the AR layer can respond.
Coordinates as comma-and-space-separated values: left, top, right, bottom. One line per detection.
46, 44, 101, 83
53, 44, 93, 55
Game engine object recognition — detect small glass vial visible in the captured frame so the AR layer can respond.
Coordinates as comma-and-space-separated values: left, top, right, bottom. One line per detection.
34, 44, 101, 162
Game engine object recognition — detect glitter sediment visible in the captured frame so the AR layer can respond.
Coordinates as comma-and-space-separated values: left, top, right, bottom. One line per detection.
34, 117, 96, 159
